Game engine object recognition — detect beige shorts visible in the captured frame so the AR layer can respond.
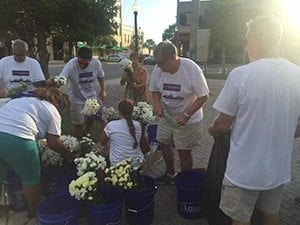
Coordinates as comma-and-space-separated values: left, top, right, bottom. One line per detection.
156, 117, 202, 149
220, 178, 284, 222
70, 103, 85, 125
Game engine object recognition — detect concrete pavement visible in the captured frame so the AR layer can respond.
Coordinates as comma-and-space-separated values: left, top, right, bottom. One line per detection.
1, 78, 299, 225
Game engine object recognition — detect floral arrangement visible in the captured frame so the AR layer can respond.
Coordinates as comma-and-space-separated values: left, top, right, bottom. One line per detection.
82, 98, 102, 117
104, 158, 142, 190
74, 151, 107, 176
102, 106, 118, 122
69, 171, 98, 201
133, 101, 155, 125
6, 82, 30, 98
39, 135, 80, 166
52, 76, 67, 86
119, 58, 133, 73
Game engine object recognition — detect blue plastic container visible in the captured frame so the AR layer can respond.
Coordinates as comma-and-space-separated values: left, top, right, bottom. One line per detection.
124, 175, 157, 225
3, 170, 28, 212
146, 124, 158, 143
37, 193, 79, 225
176, 171, 206, 219
54, 170, 78, 195
86, 187, 123, 225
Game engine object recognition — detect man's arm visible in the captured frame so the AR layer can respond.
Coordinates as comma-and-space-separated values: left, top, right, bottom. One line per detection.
151, 91, 163, 117
97, 77, 106, 101
176, 94, 209, 126
208, 112, 235, 136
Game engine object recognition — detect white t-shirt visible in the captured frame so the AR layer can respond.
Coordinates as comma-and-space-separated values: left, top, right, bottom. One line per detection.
59, 57, 105, 105
0, 97, 61, 140
149, 57, 209, 123
104, 119, 144, 166
213, 58, 300, 190
0, 56, 45, 90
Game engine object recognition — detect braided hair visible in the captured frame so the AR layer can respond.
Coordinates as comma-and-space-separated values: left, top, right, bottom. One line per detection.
118, 99, 138, 149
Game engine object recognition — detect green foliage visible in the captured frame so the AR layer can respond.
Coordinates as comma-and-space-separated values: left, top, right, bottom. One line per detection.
162, 24, 176, 41
143, 39, 156, 55
203, 0, 250, 64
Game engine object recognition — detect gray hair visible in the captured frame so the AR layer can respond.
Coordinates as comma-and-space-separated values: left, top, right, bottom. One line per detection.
153, 41, 178, 59
246, 15, 283, 50
11, 39, 29, 51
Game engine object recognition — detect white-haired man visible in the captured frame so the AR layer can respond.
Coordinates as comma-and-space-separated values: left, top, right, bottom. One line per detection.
0, 39, 45, 97
208, 16, 300, 225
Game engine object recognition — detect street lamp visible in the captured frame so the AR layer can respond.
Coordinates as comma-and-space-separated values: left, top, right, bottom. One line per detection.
132, 0, 139, 53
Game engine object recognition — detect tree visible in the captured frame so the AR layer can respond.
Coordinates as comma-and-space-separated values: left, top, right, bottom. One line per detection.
203, 0, 249, 74
162, 24, 176, 41
0, 0, 118, 78
143, 39, 156, 55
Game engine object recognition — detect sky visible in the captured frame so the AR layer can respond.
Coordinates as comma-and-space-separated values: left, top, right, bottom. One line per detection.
122, 0, 177, 44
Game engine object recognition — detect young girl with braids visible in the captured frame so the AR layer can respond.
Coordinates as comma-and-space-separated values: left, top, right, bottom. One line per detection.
100, 99, 148, 166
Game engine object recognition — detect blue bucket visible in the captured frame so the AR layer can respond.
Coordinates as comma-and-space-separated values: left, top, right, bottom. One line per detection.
124, 175, 157, 225
3, 170, 28, 212
37, 193, 79, 225
176, 171, 206, 219
54, 170, 78, 195
86, 187, 123, 225
146, 124, 158, 143
41, 165, 64, 195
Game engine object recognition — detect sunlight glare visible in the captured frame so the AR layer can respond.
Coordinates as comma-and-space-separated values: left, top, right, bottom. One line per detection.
282, 0, 300, 31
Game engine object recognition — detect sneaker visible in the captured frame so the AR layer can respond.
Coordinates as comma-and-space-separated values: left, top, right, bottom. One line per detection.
295, 196, 300, 205
155, 172, 176, 184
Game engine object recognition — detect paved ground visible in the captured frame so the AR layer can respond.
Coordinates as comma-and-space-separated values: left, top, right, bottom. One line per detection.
1, 78, 300, 225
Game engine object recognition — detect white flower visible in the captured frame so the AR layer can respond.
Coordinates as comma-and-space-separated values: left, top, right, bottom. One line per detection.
74, 151, 107, 176
82, 98, 102, 116
53, 76, 67, 86
69, 172, 98, 201
133, 102, 155, 125
102, 106, 118, 122
119, 58, 133, 71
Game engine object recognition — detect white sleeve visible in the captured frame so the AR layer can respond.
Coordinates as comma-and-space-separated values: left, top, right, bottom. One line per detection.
213, 71, 239, 116
47, 106, 62, 136
191, 66, 209, 98
31, 59, 45, 81
95, 59, 105, 78
59, 61, 73, 79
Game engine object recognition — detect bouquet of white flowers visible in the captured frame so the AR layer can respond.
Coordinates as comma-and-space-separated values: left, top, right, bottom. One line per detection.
69, 171, 98, 201
52, 76, 67, 86
104, 158, 140, 190
74, 151, 107, 176
39, 135, 80, 167
82, 98, 102, 119
119, 58, 133, 73
133, 101, 155, 125
102, 106, 118, 122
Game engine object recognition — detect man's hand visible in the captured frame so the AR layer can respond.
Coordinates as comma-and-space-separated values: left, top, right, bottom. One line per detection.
99, 89, 107, 101
176, 113, 190, 126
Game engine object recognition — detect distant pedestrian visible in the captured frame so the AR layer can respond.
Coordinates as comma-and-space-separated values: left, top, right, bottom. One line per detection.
149, 41, 209, 184
208, 15, 300, 225
0, 39, 45, 97
58, 46, 106, 139
120, 52, 148, 104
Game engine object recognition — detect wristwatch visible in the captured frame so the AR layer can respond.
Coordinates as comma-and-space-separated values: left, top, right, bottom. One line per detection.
183, 112, 191, 118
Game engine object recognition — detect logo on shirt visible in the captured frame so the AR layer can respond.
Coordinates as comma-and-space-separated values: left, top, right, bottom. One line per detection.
163, 83, 181, 91
79, 72, 93, 83
12, 70, 29, 76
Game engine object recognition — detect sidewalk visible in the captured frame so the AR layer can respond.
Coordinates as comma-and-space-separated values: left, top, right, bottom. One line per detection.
1, 79, 299, 225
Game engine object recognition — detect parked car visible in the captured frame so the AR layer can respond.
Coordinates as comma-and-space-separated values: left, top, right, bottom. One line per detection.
143, 55, 156, 65
100, 54, 124, 63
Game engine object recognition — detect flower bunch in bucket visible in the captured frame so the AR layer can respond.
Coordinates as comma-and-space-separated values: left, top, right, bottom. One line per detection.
104, 158, 144, 190
69, 171, 98, 201
81, 98, 102, 120
38, 135, 80, 167
102, 106, 118, 123
133, 101, 155, 125
74, 151, 107, 176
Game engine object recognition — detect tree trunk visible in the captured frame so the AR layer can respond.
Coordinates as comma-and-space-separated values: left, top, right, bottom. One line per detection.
221, 46, 226, 75
36, 32, 50, 79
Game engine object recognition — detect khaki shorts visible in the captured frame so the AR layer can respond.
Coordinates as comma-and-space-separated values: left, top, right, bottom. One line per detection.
71, 103, 85, 125
156, 117, 202, 149
220, 178, 284, 222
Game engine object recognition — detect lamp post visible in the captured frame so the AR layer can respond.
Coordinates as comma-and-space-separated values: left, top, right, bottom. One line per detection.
132, 0, 139, 53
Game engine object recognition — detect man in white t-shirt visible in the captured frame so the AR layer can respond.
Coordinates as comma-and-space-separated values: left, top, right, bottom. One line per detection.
149, 41, 209, 184
208, 16, 300, 225
59, 46, 106, 139
0, 39, 45, 97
